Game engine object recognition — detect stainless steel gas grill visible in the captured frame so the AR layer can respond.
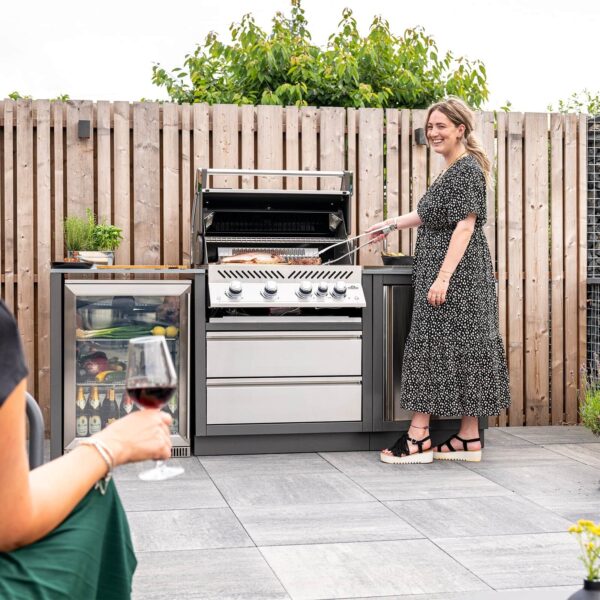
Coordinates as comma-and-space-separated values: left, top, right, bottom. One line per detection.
191, 168, 372, 453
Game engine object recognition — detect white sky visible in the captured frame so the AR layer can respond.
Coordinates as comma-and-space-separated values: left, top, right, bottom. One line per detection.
2, 0, 598, 111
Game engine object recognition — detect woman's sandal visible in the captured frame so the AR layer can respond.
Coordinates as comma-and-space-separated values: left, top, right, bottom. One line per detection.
380, 431, 433, 464
433, 434, 482, 462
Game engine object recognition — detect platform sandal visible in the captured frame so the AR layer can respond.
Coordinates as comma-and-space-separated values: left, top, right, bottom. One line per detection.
433, 434, 482, 462
380, 429, 433, 464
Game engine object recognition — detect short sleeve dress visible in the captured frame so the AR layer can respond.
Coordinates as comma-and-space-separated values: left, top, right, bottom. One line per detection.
0, 299, 137, 599
399, 154, 510, 416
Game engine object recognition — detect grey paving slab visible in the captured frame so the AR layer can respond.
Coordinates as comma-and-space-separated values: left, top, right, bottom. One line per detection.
470, 462, 600, 497
385, 495, 572, 538
483, 428, 536, 447
320, 450, 466, 476
351, 588, 580, 600
116, 478, 226, 511
132, 547, 290, 600
233, 501, 422, 546
527, 493, 600, 522
113, 457, 208, 481
349, 466, 511, 501
127, 507, 254, 552
461, 445, 573, 470
199, 453, 335, 477
544, 443, 600, 469
211, 471, 374, 507
501, 425, 599, 445
260, 540, 489, 600
434, 532, 581, 589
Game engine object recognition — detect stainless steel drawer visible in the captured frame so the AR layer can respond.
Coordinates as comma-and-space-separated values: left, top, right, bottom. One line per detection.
206, 376, 362, 424
206, 331, 361, 378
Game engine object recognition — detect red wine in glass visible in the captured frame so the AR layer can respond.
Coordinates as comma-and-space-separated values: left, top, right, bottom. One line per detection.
126, 336, 183, 481
127, 386, 175, 409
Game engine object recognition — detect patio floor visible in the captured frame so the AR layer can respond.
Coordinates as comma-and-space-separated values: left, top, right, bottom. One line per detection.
112, 426, 600, 599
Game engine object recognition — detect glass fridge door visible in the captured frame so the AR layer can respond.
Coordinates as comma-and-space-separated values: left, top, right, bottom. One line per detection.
63, 281, 191, 454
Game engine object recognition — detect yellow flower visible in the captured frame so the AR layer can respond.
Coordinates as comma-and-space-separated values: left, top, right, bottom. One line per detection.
569, 525, 583, 534
579, 520, 595, 528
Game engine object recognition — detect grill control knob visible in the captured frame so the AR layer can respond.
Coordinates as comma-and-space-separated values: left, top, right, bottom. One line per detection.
332, 281, 347, 299
297, 281, 313, 299
226, 281, 243, 299
315, 282, 329, 297
262, 280, 278, 299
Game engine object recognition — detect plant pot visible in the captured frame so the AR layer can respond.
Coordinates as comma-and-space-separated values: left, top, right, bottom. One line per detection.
568, 580, 600, 598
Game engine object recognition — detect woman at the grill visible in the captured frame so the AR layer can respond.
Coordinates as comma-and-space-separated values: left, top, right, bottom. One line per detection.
0, 299, 173, 598
368, 96, 510, 464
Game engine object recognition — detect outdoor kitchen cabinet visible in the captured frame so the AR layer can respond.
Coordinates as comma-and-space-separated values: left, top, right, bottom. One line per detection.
366, 267, 484, 449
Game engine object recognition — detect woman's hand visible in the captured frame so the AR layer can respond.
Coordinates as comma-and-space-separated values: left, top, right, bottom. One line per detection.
366, 218, 396, 242
93, 409, 172, 467
427, 277, 449, 306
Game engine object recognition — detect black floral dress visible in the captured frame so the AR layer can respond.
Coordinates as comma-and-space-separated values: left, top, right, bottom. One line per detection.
399, 154, 510, 417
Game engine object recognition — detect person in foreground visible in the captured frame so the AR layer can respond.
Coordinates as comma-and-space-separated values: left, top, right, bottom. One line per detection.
0, 299, 172, 599
369, 97, 510, 464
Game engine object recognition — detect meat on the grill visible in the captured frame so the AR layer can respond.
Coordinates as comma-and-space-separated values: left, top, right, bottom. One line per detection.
286, 257, 322, 265
221, 252, 287, 265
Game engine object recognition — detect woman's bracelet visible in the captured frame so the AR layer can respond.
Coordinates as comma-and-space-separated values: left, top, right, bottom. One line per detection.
77, 438, 114, 495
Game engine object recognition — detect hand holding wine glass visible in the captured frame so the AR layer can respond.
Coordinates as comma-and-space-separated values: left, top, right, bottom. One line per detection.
126, 336, 183, 481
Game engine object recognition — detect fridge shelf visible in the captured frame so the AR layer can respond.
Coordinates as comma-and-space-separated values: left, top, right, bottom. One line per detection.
76, 337, 179, 343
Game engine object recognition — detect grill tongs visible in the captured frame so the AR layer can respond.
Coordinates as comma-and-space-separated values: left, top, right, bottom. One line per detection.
320, 222, 398, 264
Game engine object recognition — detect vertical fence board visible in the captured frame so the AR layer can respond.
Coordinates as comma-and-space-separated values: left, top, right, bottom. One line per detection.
300, 107, 318, 190
212, 104, 239, 189
16, 101, 35, 394
241, 105, 256, 189
400, 110, 411, 255
96, 101, 112, 224
507, 113, 525, 426
35, 100, 51, 422
320, 107, 346, 191
358, 109, 384, 265
411, 110, 428, 255
52, 103, 64, 260
181, 104, 191, 265
3, 101, 15, 310
163, 103, 180, 265
192, 103, 210, 180
564, 114, 579, 424
524, 113, 550, 425
550, 113, 565, 424
257, 105, 283, 189
578, 114, 588, 412
133, 102, 160, 265
113, 101, 130, 266
385, 109, 400, 253
66, 100, 94, 218
346, 108, 358, 237
494, 111, 508, 427
285, 107, 299, 189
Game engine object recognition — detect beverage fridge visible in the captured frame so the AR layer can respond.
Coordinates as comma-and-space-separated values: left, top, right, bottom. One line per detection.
56, 280, 192, 457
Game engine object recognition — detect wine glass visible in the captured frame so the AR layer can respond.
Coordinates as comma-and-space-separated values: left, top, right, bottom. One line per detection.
126, 336, 184, 481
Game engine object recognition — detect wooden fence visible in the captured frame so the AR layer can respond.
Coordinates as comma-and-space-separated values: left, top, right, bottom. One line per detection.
0, 100, 588, 429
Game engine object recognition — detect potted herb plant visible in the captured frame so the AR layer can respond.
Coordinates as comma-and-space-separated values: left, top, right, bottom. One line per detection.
63, 213, 95, 261
91, 221, 123, 265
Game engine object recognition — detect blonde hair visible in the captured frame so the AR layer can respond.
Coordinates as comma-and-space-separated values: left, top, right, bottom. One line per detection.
425, 96, 492, 186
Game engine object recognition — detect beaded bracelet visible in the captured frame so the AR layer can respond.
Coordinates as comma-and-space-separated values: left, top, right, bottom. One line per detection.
77, 438, 114, 495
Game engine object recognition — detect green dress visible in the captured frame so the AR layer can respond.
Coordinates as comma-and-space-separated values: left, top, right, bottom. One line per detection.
0, 480, 137, 600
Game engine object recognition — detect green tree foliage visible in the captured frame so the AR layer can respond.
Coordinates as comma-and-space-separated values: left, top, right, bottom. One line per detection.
549, 89, 600, 115
152, 0, 488, 109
